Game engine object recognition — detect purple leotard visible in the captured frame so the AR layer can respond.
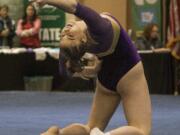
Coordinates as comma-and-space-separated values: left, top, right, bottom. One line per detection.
60, 3, 141, 91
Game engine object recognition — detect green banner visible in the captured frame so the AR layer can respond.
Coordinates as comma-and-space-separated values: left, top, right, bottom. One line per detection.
23, 0, 65, 47
128, 0, 161, 39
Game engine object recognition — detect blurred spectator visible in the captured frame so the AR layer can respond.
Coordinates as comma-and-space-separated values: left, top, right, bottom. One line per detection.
135, 23, 162, 50
16, 3, 41, 48
0, 5, 15, 48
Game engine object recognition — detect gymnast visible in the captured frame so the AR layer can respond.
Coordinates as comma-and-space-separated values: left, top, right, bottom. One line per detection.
34, 0, 152, 135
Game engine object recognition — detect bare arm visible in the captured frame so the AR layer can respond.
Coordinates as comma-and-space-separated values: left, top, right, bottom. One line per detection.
35, 0, 111, 36
16, 19, 23, 36
31, 18, 41, 35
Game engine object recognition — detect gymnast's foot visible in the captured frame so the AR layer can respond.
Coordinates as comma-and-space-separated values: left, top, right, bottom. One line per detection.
41, 126, 59, 135
90, 128, 105, 135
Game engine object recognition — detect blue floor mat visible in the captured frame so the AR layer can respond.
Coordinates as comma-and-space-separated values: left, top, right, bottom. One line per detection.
0, 92, 180, 135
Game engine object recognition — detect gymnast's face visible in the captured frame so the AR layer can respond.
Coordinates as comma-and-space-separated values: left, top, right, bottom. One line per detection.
60, 21, 88, 50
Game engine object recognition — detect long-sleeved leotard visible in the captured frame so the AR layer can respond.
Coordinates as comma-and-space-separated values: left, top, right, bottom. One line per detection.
60, 3, 141, 91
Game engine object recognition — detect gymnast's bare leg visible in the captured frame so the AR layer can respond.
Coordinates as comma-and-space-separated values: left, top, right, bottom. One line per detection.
89, 62, 151, 135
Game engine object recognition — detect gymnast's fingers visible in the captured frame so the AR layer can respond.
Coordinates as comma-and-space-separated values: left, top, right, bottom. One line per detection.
31, 0, 46, 7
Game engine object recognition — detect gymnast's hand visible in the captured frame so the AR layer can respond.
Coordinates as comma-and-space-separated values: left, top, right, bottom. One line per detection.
73, 54, 102, 80
66, 59, 84, 73
33, 0, 78, 13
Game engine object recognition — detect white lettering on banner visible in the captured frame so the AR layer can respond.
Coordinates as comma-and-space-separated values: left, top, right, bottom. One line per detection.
39, 28, 61, 41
